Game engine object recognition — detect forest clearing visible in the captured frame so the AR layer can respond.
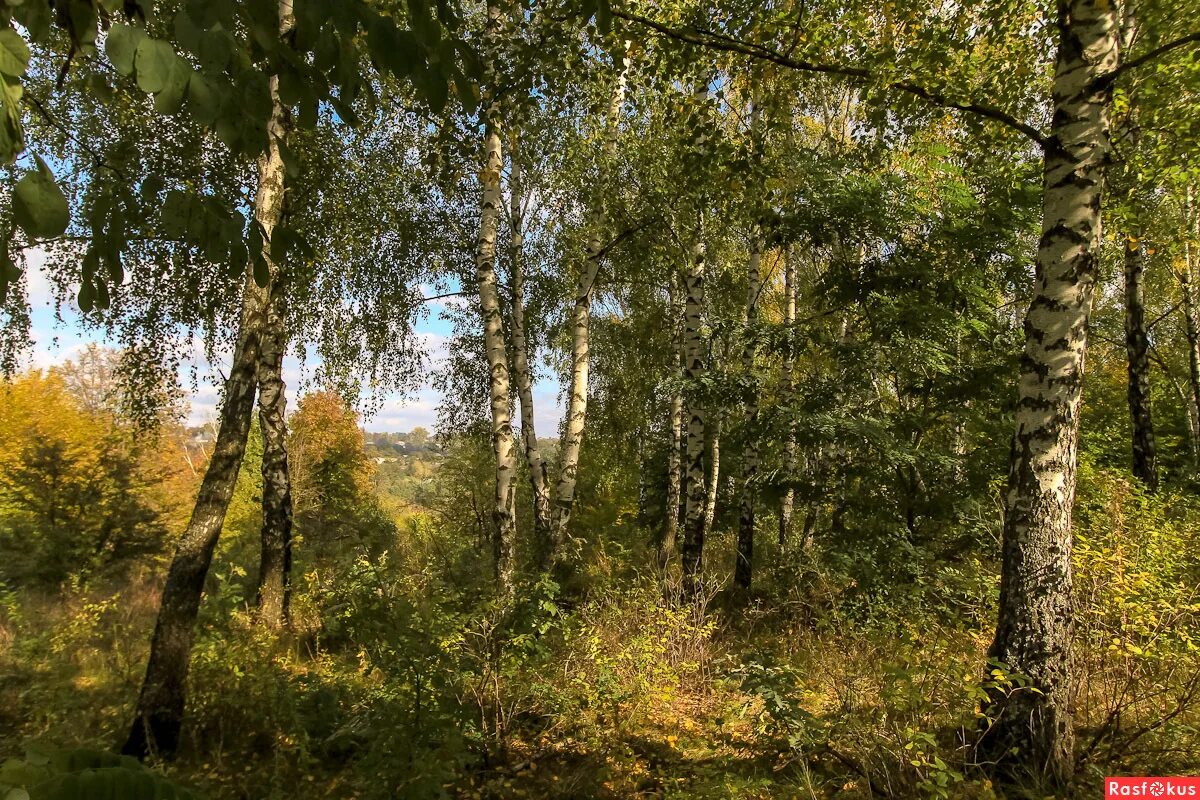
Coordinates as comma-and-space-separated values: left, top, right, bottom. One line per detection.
1, 0, 1200, 797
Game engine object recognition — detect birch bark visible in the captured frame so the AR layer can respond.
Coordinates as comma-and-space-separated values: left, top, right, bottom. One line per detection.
1179, 186, 1200, 463
546, 46, 633, 563
680, 230, 708, 591
255, 297, 294, 626
474, 0, 518, 595
981, 0, 1120, 783
123, 0, 294, 759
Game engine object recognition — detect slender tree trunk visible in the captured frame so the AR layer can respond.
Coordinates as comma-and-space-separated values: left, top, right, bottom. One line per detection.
546, 46, 632, 563
475, 32, 518, 595
636, 424, 650, 528
255, 297, 294, 627
981, 0, 1119, 786
778, 249, 797, 548
507, 134, 553, 547
680, 230, 708, 592
123, 0, 294, 759
703, 411, 721, 534
1179, 186, 1200, 463
1123, 238, 1157, 491
735, 242, 763, 590
661, 283, 684, 568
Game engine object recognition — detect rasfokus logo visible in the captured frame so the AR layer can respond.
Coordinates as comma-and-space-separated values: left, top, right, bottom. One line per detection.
1106, 778, 1200, 798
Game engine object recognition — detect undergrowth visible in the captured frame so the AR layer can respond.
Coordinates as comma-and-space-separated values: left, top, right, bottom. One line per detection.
1, 467, 1197, 799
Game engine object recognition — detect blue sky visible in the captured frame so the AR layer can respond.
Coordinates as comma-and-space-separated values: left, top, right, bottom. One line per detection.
21, 250, 564, 434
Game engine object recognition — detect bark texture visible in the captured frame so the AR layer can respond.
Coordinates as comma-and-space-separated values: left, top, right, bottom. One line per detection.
703, 412, 721, 534
123, 0, 294, 758
981, 0, 1119, 785
474, 0, 518, 595
735, 243, 762, 590
680, 233, 708, 592
255, 295, 294, 627
545, 46, 632, 564
1123, 239, 1157, 491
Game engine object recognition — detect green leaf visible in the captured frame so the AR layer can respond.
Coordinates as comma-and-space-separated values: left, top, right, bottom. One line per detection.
134, 38, 177, 94
0, 27, 30, 78
173, 8, 202, 53
596, 0, 612, 35
160, 189, 193, 239
186, 72, 222, 125
196, 27, 232, 72
64, 0, 99, 47
84, 72, 113, 101
13, 156, 69, 240
77, 279, 96, 312
104, 23, 145, 76
153, 57, 191, 114
13, 2, 51, 42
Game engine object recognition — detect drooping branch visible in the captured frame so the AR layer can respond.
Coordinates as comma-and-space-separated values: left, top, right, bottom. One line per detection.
610, 7, 1049, 147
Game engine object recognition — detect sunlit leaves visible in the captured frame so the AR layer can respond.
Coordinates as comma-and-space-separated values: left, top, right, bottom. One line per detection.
0, 24, 28, 163
0, 27, 29, 78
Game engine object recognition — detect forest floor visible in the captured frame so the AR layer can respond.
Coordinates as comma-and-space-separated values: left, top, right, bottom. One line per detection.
3, 469, 1199, 800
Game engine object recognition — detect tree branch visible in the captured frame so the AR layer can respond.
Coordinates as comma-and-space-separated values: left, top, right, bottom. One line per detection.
611, 8, 1049, 147
1101, 30, 1200, 87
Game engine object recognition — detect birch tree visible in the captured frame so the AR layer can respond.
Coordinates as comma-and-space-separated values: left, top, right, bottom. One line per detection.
474, 0, 519, 594
1123, 237, 1158, 490
123, 2, 294, 757
734, 236, 762, 589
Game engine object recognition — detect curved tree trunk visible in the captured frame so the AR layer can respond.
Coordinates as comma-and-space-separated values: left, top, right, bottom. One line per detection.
735, 242, 762, 590
123, 0, 294, 759
980, 0, 1119, 786
778, 249, 797, 548
545, 46, 632, 564
1123, 238, 1157, 491
255, 296, 294, 627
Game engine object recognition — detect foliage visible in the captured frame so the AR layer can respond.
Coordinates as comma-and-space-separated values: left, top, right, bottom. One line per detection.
0, 361, 194, 586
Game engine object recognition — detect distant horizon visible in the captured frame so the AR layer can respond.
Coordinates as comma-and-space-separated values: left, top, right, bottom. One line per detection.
16, 250, 565, 435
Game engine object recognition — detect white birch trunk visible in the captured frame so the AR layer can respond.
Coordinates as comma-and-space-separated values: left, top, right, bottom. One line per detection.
545, 45, 632, 563
1179, 185, 1200, 462
680, 231, 708, 591
475, 0, 517, 595
982, 0, 1120, 784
